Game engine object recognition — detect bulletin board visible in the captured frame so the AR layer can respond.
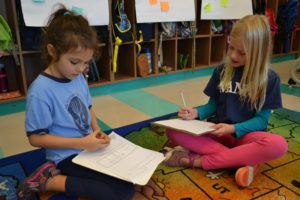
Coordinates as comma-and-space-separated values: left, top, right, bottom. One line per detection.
135, 0, 195, 23
20, 0, 109, 26
200, 0, 253, 20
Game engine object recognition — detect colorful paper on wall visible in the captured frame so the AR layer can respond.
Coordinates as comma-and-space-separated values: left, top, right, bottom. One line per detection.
20, 0, 109, 26
136, 0, 195, 23
201, 0, 253, 20
71, 6, 84, 15
160, 2, 170, 12
204, 3, 212, 13
149, 0, 158, 5
220, 0, 228, 7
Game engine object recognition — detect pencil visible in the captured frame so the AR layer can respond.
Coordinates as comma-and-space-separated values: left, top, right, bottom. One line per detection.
180, 91, 187, 107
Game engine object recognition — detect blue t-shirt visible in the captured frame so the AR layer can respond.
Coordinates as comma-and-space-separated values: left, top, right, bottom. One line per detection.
25, 72, 92, 163
204, 64, 282, 124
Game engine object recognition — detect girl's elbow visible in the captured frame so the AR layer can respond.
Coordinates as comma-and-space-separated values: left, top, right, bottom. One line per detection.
28, 139, 40, 147
28, 134, 43, 147
259, 117, 269, 131
259, 123, 268, 132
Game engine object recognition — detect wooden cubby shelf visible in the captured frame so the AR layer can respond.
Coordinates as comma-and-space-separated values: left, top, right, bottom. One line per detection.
195, 37, 210, 67
0, 0, 300, 103
211, 35, 226, 65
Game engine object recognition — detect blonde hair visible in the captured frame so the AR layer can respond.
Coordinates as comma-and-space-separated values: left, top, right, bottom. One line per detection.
220, 15, 272, 111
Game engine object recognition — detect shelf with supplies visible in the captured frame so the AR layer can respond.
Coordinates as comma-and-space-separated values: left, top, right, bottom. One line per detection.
0, 0, 300, 103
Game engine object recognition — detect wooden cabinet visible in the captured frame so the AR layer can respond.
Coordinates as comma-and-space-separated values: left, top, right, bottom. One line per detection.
0, 0, 299, 103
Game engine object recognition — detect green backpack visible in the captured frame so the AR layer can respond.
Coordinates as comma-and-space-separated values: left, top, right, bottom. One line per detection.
0, 15, 14, 53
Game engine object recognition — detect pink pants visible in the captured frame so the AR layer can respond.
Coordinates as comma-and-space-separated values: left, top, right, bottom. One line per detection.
166, 129, 288, 170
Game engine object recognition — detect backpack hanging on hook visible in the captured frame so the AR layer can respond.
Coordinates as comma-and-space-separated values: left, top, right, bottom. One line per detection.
112, 0, 133, 43
112, 0, 133, 73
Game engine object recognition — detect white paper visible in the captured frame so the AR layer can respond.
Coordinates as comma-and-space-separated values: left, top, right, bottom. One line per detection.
72, 132, 165, 185
201, 0, 253, 20
135, 0, 195, 23
20, 0, 109, 26
153, 118, 215, 135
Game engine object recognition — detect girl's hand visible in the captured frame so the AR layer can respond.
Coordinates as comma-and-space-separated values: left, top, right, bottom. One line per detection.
178, 107, 198, 120
210, 123, 235, 137
82, 130, 110, 152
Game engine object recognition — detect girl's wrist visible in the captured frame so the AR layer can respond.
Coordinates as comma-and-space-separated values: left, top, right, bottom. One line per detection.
230, 124, 236, 134
193, 108, 198, 119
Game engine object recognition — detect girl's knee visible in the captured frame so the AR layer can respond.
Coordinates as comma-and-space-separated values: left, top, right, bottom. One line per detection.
165, 128, 176, 142
165, 129, 186, 142
265, 134, 288, 157
165, 128, 173, 137
272, 134, 288, 152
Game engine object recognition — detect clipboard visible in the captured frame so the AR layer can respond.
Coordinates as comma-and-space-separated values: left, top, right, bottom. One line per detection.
152, 118, 215, 136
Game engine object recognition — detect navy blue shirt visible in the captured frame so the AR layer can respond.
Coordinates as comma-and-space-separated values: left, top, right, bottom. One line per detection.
204, 64, 282, 124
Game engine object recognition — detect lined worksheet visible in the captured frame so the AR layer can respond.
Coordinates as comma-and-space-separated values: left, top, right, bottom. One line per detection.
72, 132, 165, 185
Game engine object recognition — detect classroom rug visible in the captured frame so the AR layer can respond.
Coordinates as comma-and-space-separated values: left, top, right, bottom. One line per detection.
126, 108, 300, 200
0, 108, 299, 200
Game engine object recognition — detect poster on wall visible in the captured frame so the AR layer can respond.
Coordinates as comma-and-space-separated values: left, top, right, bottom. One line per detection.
135, 0, 195, 23
20, 0, 109, 26
201, 0, 253, 20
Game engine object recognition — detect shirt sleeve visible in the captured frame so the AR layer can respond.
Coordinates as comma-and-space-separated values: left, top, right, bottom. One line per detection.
25, 96, 52, 135
234, 109, 271, 138
197, 98, 217, 120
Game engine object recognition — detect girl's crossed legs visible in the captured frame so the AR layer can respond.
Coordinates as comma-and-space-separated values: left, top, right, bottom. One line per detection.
166, 129, 288, 170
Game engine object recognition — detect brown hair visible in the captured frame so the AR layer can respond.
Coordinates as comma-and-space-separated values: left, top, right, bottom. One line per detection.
41, 5, 99, 66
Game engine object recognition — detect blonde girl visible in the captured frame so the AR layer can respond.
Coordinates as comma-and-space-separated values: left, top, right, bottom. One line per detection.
164, 15, 288, 187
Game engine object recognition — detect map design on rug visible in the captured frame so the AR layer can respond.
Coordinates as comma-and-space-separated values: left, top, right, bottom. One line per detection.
125, 108, 300, 200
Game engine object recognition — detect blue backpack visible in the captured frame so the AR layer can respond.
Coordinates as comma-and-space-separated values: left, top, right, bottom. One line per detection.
276, 0, 299, 53
112, 0, 133, 42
